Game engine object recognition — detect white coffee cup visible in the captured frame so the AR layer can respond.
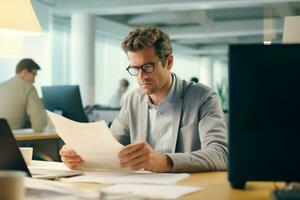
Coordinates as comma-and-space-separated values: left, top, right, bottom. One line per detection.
0, 171, 25, 200
19, 147, 33, 166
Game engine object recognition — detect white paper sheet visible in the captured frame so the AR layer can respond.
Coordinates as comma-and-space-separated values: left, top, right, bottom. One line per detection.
29, 160, 71, 171
47, 111, 124, 170
25, 178, 81, 195
25, 178, 100, 199
101, 184, 201, 199
62, 170, 190, 185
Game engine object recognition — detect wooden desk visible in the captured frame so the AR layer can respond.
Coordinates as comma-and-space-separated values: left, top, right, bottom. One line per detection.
70, 172, 276, 200
179, 172, 276, 200
14, 132, 59, 142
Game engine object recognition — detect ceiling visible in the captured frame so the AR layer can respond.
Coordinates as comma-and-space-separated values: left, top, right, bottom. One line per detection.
35, 0, 300, 58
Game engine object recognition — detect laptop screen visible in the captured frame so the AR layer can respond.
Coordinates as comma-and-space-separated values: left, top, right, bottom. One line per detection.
0, 119, 31, 177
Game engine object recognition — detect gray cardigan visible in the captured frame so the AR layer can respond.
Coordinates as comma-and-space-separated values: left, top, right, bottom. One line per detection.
110, 74, 228, 172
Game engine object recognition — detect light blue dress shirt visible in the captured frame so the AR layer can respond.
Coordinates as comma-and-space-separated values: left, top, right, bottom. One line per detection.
146, 74, 176, 153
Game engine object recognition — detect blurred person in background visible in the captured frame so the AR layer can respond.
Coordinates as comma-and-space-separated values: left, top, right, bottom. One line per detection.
109, 78, 130, 108
0, 58, 47, 132
190, 77, 199, 83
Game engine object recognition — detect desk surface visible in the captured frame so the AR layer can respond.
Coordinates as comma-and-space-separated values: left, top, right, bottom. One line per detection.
70, 172, 276, 200
28, 161, 278, 199
13, 131, 59, 142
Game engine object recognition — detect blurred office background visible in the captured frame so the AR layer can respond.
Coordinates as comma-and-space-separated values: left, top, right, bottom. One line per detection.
1, 0, 300, 110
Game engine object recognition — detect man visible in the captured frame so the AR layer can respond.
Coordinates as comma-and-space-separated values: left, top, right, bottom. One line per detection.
0, 58, 47, 132
109, 78, 130, 108
60, 27, 228, 172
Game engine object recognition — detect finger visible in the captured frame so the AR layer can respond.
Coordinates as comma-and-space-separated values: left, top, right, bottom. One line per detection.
130, 160, 147, 171
60, 145, 71, 152
60, 153, 82, 161
61, 157, 82, 169
123, 153, 148, 168
118, 142, 146, 158
64, 162, 79, 170
59, 149, 77, 156
68, 165, 77, 170
118, 144, 144, 158
59, 145, 79, 156
62, 156, 83, 163
121, 147, 149, 165
61, 156, 82, 163
63, 161, 81, 168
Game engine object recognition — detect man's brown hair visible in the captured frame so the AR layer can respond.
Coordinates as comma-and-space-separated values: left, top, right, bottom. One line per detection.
121, 27, 173, 62
16, 58, 41, 73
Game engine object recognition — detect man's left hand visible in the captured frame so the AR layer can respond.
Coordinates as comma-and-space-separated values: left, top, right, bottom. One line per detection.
117, 142, 173, 172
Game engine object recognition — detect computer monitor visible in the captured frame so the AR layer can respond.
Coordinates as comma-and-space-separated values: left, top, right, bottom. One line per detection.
228, 44, 300, 189
42, 85, 88, 122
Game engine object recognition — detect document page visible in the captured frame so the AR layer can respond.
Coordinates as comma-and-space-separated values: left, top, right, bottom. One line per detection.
25, 178, 101, 199
101, 184, 201, 199
47, 111, 124, 170
63, 170, 190, 185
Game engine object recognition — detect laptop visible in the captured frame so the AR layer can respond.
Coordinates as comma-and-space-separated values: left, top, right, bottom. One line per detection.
0, 118, 82, 179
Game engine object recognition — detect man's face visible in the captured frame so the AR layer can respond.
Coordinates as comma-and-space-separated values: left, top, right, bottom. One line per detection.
22, 69, 37, 83
127, 46, 173, 95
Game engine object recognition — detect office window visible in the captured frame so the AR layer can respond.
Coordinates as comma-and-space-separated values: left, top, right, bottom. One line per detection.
51, 17, 71, 85
172, 54, 214, 87
213, 60, 228, 110
95, 35, 135, 105
0, 59, 16, 83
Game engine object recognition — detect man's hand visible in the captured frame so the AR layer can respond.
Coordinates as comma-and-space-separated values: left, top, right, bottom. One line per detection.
118, 142, 173, 172
59, 145, 83, 169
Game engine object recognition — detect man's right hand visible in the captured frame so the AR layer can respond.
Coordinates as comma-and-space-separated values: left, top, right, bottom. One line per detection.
59, 145, 83, 169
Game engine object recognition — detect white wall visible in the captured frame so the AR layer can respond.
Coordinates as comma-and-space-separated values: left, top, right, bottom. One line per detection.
0, 34, 52, 96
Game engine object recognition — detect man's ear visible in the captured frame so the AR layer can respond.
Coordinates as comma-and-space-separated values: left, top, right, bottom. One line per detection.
166, 55, 174, 70
18, 69, 27, 76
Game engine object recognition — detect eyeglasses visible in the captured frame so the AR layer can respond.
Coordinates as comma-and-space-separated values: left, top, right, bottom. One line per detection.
126, 58, 165, 76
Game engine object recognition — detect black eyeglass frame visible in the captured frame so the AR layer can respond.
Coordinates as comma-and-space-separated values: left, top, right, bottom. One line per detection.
126, 57, 167, 76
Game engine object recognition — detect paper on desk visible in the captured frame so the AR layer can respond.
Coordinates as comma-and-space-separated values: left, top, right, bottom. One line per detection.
29, 160, 71, 171
47, 111, 124, 170
62, 170, 190, 185
12, 128, 34, 134
101, 184, 201, 199
25, 177, 80, 195
25, 178, 100, 199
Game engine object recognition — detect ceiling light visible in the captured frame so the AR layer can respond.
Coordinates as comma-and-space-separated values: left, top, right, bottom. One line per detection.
0, 0, 42, 37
